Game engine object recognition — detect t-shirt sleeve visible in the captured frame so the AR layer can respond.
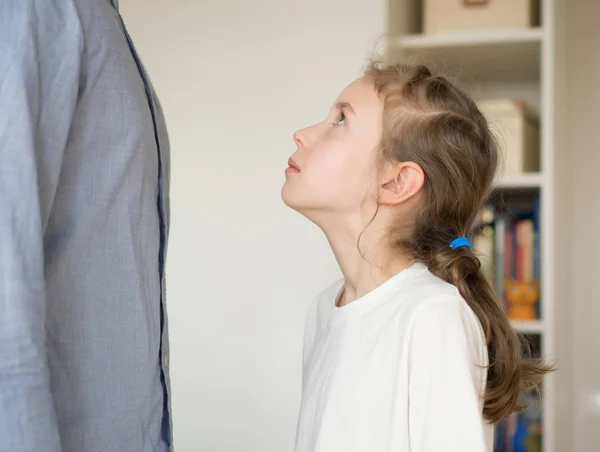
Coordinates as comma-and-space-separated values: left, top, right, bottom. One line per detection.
407, 295, 489, 452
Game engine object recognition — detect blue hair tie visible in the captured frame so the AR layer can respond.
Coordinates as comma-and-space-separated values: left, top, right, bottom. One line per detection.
450, 237, 472, 250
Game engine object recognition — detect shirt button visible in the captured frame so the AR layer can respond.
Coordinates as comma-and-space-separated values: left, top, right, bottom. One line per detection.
163, 354, 169, 367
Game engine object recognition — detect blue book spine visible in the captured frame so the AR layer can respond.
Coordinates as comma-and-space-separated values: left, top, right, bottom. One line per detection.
494, 420, 506, 452
513, 415, 528, 452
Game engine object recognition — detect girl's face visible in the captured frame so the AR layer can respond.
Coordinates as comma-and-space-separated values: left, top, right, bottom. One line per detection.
282, 78, 383, 221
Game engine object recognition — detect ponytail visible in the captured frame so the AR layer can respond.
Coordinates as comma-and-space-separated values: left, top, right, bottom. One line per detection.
409, 231, 552, 423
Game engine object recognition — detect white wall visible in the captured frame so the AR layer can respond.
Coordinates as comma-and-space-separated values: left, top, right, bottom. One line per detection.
120, 1, 385, 450
564, 1, 600, 450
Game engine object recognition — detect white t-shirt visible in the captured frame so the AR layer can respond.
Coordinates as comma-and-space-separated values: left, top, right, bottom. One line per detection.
295, 263, 493, 452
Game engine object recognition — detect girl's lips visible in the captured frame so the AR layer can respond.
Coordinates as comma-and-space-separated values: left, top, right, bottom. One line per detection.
287, 158, 301, 172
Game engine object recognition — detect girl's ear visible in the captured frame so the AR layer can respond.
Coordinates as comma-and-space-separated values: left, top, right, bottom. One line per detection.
377, 161, 424, 206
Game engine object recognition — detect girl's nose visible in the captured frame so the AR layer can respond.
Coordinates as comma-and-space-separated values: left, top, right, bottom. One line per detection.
293, 129, 305, 149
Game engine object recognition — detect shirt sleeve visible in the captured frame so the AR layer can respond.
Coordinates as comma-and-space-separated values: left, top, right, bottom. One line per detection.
0, 2, 82, 450
407, 295, 489, 452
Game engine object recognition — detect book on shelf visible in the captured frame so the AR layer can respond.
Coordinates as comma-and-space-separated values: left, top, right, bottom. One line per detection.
494, 391, 543, 452
478, 99, 540, 177
473, 197, 541, 320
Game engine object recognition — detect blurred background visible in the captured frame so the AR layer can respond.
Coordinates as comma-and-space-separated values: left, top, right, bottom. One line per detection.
120, 0, 599, 451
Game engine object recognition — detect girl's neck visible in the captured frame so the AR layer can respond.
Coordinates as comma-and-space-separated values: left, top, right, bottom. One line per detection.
321, 215, 413, 307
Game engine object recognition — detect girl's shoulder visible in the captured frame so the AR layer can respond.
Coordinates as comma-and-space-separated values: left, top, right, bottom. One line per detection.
391, 266, 485, 341
405, 268, 487, 358
404, 265, 463, 303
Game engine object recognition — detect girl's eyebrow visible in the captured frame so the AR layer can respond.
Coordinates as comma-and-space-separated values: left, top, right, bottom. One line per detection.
335, 102, 355, 115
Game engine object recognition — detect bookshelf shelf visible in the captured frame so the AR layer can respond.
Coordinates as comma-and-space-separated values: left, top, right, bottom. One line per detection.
495, 173, 544, 189
389, 28, 542, 82
511, 319, 544, 335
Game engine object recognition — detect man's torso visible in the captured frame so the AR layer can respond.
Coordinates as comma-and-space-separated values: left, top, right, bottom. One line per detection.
43, 1, 172, 450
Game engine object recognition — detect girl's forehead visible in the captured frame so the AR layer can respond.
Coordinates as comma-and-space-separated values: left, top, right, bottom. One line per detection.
336, 78, 381, 108
335, 78, 381, 112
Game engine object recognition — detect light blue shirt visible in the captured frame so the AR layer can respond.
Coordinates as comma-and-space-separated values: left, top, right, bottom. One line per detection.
0, 1, 172, 450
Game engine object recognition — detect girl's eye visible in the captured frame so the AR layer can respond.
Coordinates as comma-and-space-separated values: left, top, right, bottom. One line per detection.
335, 111, 346, 126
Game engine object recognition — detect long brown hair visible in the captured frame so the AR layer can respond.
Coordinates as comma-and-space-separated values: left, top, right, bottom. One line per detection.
364, 62, 552, 423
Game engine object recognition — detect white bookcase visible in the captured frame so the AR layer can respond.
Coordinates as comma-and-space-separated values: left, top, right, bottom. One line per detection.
385, 1, 569, 451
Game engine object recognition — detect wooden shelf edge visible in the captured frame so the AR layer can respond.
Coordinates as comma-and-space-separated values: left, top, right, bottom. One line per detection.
511, 319, 544, 334
392, 27, 544, 49
494, 173, 544, 189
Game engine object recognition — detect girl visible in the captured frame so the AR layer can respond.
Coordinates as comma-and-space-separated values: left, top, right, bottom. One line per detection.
282, 63, 551, 452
